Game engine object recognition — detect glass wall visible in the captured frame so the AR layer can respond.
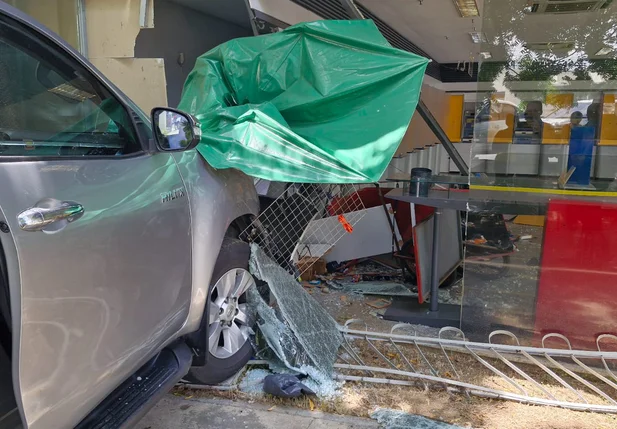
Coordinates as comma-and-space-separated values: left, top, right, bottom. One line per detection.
461, 0, 617, 350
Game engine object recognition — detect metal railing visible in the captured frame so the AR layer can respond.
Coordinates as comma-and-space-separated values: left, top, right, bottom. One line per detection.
338, 320, 617, 413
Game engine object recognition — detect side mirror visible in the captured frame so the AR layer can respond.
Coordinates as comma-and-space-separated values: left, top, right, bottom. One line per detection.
151, 107, 201, 152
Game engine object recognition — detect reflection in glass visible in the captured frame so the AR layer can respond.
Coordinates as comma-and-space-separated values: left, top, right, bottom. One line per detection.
460, 0, 617, 349
154, 110, 194, 150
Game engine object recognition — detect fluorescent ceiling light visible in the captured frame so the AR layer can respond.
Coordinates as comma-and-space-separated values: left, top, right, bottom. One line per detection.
595, 47, 613, 56
452, 0, 480, 17
470, 32, 488, 44
48, 83, 95, 102
480, 52, 492, 59
525, 42, 575, 51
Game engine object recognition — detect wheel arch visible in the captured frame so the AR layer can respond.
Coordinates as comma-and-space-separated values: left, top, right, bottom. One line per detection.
225, 214, 254, 239
185, 237, 251, 367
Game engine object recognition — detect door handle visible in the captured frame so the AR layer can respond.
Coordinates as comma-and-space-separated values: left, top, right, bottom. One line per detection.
18, 201, 85, 232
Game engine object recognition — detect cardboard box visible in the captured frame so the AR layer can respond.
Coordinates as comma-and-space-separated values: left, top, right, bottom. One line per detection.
297, 257, 327, 281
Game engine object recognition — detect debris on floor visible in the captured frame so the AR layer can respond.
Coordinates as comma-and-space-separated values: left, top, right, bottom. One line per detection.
365, 299, 392, 310
370, 408, 464, 429
175, 216, 617, 429
245, 247, 617, 415
326, 258, 403, 279
238, 368, 271, 395
237, 363, 343, 399
330, 281, 415, 297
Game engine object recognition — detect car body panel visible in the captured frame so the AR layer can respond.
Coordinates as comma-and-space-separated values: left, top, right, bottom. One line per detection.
0, 155, 192, 429
0, 1, 259, 428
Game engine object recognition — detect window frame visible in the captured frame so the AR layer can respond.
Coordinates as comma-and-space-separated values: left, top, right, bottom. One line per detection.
0, 12, 151, 163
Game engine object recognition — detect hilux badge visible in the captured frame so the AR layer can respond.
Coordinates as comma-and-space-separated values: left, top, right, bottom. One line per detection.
161, 188, 186, 203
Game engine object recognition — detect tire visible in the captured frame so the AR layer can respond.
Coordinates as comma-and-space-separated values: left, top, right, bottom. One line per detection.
187, 239, 255, 385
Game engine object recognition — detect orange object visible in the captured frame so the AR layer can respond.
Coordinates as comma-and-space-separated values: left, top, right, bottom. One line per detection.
338, 214, 353, 233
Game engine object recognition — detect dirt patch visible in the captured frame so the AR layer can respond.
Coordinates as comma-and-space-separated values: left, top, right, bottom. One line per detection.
177, 382, 617, 429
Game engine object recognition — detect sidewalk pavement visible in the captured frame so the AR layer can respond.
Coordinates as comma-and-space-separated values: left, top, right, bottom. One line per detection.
139, 395, 379, 429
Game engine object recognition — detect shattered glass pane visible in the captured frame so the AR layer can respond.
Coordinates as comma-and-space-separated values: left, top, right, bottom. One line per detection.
246, 286, 313, 370
370, 409, 464, 429
238, 368, 270, 395
249, 244, 343, 376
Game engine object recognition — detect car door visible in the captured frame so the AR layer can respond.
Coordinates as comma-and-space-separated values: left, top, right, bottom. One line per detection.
0, 11, 192, 429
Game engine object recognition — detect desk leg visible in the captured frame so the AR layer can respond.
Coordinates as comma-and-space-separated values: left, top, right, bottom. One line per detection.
430, 209, 441, 312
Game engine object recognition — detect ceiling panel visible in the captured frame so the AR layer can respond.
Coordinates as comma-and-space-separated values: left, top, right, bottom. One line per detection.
358, 0, 482, 63
358, 0, 617, 63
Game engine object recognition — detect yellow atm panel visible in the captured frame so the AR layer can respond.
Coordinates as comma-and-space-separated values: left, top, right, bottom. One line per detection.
600, 94, 617, 146
542, 93, 573, 145
445, 94, 464, 142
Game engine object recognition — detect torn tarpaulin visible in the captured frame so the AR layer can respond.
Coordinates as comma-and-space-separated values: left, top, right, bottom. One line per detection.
248, 244, 343, 376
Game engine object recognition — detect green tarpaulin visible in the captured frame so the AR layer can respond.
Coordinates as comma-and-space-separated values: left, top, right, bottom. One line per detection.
178, 20, 429, 183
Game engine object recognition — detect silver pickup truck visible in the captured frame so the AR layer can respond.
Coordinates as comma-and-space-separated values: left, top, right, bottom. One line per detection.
0, 2, 260, 428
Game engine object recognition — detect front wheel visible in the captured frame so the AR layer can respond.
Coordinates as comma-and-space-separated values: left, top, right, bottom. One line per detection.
187, 239, 255, 385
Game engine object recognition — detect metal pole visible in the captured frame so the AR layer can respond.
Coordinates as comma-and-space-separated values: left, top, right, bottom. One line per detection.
242, 0, 260, 37
416, 100, 469, 176
77, 0, 88, 57
429, 210, 441, 312
338, 0, 365, 19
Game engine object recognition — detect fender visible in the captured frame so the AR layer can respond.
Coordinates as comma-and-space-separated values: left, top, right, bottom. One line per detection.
172, 151, 259, 337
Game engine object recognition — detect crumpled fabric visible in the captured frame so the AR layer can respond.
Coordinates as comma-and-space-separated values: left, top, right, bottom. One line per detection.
177, 20, 429, 183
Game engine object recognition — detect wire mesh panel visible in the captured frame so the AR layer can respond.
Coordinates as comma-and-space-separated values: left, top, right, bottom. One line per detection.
240, 183, 366, 276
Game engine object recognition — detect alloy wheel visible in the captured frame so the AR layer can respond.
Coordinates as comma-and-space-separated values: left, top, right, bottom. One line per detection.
208, 268, 255, 359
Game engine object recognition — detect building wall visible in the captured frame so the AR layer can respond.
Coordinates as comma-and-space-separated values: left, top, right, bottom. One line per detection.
9, 0, 80, 49
397, 83, 448, 154
134, 0, 252, 108
85, 0, 166, 114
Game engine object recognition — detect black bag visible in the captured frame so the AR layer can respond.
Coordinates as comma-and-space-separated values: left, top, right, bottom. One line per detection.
263, 374, 316, 398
